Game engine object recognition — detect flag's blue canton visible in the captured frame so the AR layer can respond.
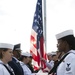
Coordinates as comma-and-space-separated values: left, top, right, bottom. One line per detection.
32, 0, 43, 49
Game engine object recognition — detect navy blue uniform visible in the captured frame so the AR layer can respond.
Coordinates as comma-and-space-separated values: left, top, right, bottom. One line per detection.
8, 58, 24, 75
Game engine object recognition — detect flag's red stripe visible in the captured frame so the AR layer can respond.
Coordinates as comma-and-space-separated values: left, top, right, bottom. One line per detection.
40, 37, 47, 68
30, 49, 41, 65
31, 35, 37, 48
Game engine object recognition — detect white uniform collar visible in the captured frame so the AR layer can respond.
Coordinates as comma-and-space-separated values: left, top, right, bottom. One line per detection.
68, 50, 75, 54
19, 61, 25, 66
13, 57, 19, 63
0, 60, 8, 65
0, 60, 3, 64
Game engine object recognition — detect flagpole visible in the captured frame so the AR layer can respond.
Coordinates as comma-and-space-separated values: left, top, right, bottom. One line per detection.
42, 0, 47, 52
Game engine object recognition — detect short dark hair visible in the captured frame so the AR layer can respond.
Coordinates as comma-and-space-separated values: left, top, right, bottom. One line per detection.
60, 35, 75, 50
19, 55, 28, 61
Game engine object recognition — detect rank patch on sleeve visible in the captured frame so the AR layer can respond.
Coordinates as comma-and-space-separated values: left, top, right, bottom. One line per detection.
66, 63, 71, 71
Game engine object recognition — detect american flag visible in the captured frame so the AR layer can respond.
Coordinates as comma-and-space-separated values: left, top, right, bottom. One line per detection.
30, 0, 47, 70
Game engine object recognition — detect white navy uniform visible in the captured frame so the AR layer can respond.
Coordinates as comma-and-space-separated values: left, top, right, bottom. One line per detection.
0, 60, 14, 75
57, 50, 75, 75
46, 60, 54, 69
20, 61, 35, 75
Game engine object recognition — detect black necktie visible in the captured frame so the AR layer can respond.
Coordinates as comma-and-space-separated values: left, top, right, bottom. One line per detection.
48, 53, 69, 74
2, 64, 14, 75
